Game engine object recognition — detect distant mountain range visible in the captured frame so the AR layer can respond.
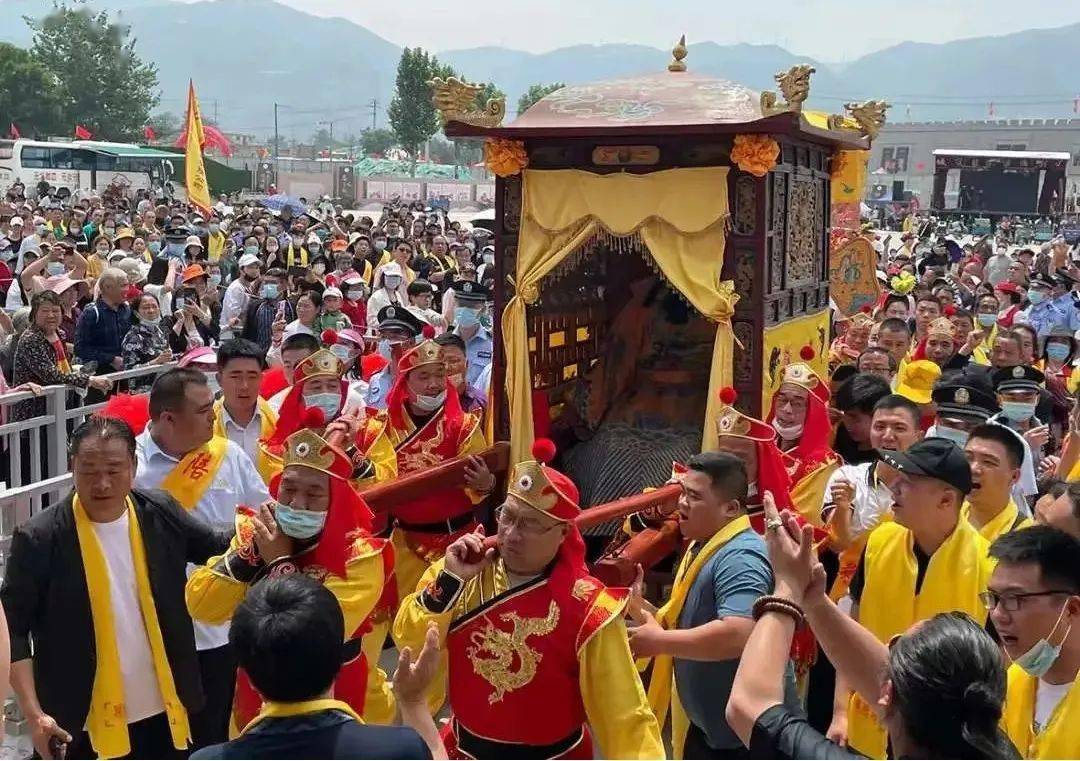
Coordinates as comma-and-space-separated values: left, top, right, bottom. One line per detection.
2, 0, 1078, 141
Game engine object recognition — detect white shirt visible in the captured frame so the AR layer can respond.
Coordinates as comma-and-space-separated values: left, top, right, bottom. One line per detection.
366, 288, 405, 327
219, 278, 252, 339
218, 403, 266, 467
1035, 678, 1072, 731
91, 512, 166, 724
821, 461, 894, 539
134, 428, 270, 650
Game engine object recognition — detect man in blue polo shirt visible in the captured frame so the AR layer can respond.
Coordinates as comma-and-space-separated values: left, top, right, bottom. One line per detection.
628, 451, 798, 759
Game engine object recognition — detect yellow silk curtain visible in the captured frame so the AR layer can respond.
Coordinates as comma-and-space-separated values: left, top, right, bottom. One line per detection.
502, 166, 735, 465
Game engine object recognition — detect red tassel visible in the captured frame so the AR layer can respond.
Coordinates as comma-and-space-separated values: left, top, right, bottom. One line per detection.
799, 345, 815, 361
719, 386, 738, 404
532, 438, 557, 464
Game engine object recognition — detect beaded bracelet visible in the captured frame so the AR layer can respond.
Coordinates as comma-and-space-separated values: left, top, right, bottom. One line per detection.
752, 595, 806, 628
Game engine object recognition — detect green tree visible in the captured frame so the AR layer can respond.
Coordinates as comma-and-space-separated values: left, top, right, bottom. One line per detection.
388, 47, 442, 173
360, 128, 398, 157
517, 82, 564, 115
147, 111, 181, 139
0, 43, 65, 137
28, 5, 160, 141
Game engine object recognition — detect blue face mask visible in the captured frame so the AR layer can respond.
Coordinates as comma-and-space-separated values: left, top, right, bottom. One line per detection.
304, 391, 340, 420
935, 424, 969, 448
455, 306, 480, 328
244, 245, 259, 257
1000, 400, 1037, 423
1028, 290, 1047, 306
273, 502, 327, 540
977, 313, 997, 328
1047, 343, 1070, 361
260, 283, 279, 300
1012, 604, 1071, 678
46, 262, 66, 276
148, 241, 161, 254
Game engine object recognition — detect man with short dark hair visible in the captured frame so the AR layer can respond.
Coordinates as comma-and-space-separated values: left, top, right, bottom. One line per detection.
627, 451, 792, 758
832, 373, 891, 465
876, 317, 911, 368
189, 571, 437, 759
989, 526, 1080, 758
963, 423, 1034, 542
241, 266, 293, 351
213, 338, 276, 468
855, 347, 896, 384
135, 368, 270, 748
2, 417, 229, 759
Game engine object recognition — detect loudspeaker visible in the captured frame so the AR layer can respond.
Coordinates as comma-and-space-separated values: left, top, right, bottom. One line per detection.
337, 165, 356, 203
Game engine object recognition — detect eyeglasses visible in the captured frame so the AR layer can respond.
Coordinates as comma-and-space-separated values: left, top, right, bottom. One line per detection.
494, 505, 560, 537
979, 590, 1072, 612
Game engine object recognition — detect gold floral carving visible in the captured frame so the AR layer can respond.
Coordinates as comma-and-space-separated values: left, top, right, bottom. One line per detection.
730, 134, 779, 178
484, 138, 528, 177
429, 76, 507, 128
468, 600, 561, 703
760, 64, 815, 116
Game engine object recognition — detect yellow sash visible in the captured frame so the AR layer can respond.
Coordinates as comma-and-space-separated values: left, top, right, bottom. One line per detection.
962, 499, 1033, 544
241, 698, 363, 735
73, 495, 190, 758
1002, 664, 1080, 759
790, 459, 839, 527
285, 243, 309, 268
158, 435, 229, 511
213, 398, 278, 485
646, 514, 752, 760
207, 231, 225, 262
847, 519, 992, 759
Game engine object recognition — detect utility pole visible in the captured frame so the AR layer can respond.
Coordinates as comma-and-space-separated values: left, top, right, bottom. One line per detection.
370, 99, 378, 130
273, 102, 279, 179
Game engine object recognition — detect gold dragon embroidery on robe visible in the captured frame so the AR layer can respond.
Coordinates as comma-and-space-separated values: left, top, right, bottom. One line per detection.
467, 600, 561, 703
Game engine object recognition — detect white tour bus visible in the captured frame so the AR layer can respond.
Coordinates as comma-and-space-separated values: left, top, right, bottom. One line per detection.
0, 138, 175, 200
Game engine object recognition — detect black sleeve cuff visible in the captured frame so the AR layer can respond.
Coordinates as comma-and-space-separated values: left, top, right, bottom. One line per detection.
213, 548, 265, 584
420, 570, 465, 614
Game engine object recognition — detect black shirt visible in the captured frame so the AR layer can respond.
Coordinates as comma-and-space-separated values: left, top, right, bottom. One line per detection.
750, 704, 867, 760
191, 709, 431, 760
848, 541, 932, 606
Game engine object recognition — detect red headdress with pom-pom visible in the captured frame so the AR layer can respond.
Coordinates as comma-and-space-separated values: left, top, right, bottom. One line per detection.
507, 438, 579, 522
265, 349, 348, 448
767, 349, 838, 487
506, 438, 589, 585
98, 393, 150, 435
269, 427, 375, 578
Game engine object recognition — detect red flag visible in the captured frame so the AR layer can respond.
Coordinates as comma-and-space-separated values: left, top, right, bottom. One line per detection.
143, 124, 157, 141
8, 123, 20, 139
74, 124, 92, 140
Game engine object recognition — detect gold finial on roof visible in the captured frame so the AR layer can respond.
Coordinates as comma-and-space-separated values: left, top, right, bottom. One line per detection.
668, 35, 688, 72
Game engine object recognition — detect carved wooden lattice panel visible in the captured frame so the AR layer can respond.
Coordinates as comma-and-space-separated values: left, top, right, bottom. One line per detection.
503, 175, 522, 234
787, 178, 819, 288
733, 176, 756, 236
769, 172, 787, 291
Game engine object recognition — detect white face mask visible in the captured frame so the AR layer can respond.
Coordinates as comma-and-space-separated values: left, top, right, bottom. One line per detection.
412, 390, 446, 412
772, 420, 804, 441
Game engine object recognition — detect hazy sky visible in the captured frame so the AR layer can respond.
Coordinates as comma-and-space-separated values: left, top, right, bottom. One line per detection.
219, 0, 1080, 60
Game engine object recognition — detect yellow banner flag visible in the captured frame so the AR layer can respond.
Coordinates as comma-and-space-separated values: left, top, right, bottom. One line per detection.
184, 79, 211, 216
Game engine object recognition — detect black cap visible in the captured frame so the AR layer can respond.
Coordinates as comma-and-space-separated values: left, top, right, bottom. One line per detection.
931, 382, 999, 421
1054, 268, 1078, 288
992, 364, 1044, 393
1030, 273, 1056, 290
376, 304, 423, 337
451, 279, 490, 304
877, 437, 973, 494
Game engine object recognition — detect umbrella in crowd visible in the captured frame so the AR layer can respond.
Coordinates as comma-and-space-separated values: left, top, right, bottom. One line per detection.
260, 193, 306, 215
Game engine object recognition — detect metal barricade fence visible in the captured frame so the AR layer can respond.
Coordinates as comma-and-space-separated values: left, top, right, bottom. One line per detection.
0, 363, 178, 574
